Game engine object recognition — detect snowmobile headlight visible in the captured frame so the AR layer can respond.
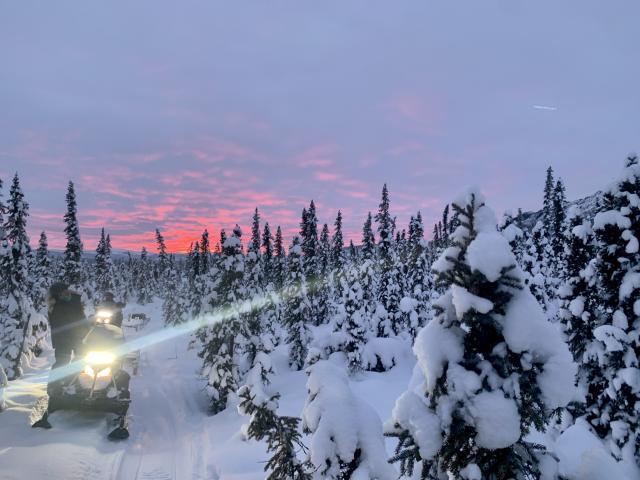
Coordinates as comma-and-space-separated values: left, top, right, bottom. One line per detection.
96, 310, 113, 324
85, 351, 115, 365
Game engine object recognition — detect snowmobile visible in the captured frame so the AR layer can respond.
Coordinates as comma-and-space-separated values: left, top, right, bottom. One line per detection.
32, 310, 132, 440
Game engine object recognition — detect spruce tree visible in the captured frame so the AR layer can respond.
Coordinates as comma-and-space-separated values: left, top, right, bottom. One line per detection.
273, 226, 286, 291
340, 264, 369, 373
361, 211, 376, 261
556, 206, 598, 420
551, 178, 567, 259
283, 236, 311, 370
63, 181, 83, 285
95, 228, 114, 297
245, 211, 267, 369
543, 166, 555, 235
247, 208, 262, 289
32, 231, 51, 313
0, 174, 36, 379
198, 225, 246, 413
318, 223, 331, 276
200, 229, 211, 274
386, 189, 575, 479
250, 208, 261, 256
587, 154, 640, 462
331, 210, 345, 273
162, 272, 190, 326
155, 228, 169, 290
262, 221, 274, 287
300, 202, 321, 325
404, 211, 431, 337
135, 247, 153, 304
375, 184, 395, 261
348, 240, 358, 262
238, 376, 310, 480
300, 201, 319, 277
374, 184, 402, 336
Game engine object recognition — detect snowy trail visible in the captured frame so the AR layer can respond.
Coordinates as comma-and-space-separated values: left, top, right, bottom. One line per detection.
115, 309, 213, 480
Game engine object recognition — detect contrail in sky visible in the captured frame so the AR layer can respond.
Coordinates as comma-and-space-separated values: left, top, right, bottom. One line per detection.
533, 105, 558, 111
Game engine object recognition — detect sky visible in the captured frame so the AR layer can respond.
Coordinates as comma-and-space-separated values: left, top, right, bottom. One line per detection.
1, 1, 639, 253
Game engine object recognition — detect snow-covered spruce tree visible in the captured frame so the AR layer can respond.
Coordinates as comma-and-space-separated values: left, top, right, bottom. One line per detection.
348, 240, 358, 262
155, 228, 169, 293
551, 179, 567, 260
186, 241, 200, 281
361, 211, 376, 261
385, 188, 576, 479
62, 181, 83, 286
556, 206, 598, 380
521, 220, 556, 312
162, 271, 190, 326
238, 352, 310, 480
331, 210, 345, 273
94, 228, 115, 298
300, 202, 323, 326
32, 231, 51, 313
359, 212, 378, 323
543, 166, 555, 236
0, 174, 38, 379
198, 224, 247, 413
587, 154, 640, 462
135, 247, 154, 304
403, 211, 432, 338
311, 222, 331, 327
500, 210, 527, 267
245, 209, 269, 369
283, 236, 311, 370
273, 226, 286, 291
302, 361, 395, 480
301, 202, 319, 277
200, 229, 211, 275
262, 221, 274, 287
318, 223, 331, 276
339, 263, 370, 374
375, 184, 403, 336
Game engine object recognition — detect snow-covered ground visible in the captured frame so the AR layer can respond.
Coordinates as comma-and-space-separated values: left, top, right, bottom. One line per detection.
2, 299, 638, 479
0, 300, 414, 479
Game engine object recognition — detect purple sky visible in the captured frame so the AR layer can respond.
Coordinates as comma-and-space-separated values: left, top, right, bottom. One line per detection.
1, 1, 639, 252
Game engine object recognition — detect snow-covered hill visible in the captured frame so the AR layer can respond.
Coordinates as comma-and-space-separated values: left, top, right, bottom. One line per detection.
518, 191, 603, 231
520, 191, 602, 230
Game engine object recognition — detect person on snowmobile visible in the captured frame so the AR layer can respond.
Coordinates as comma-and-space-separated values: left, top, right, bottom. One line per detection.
47, 282, 90, 393
97, 292, 125, 328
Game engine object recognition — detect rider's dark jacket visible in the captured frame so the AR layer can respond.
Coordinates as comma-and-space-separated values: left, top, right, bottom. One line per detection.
48, 294, 89, 350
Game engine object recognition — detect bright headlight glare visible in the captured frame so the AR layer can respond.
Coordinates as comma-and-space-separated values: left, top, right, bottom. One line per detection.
96, 310, 113, 318
85, 351, 115, 365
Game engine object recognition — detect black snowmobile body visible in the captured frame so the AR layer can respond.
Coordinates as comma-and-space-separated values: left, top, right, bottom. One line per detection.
33, 322, 131, 440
